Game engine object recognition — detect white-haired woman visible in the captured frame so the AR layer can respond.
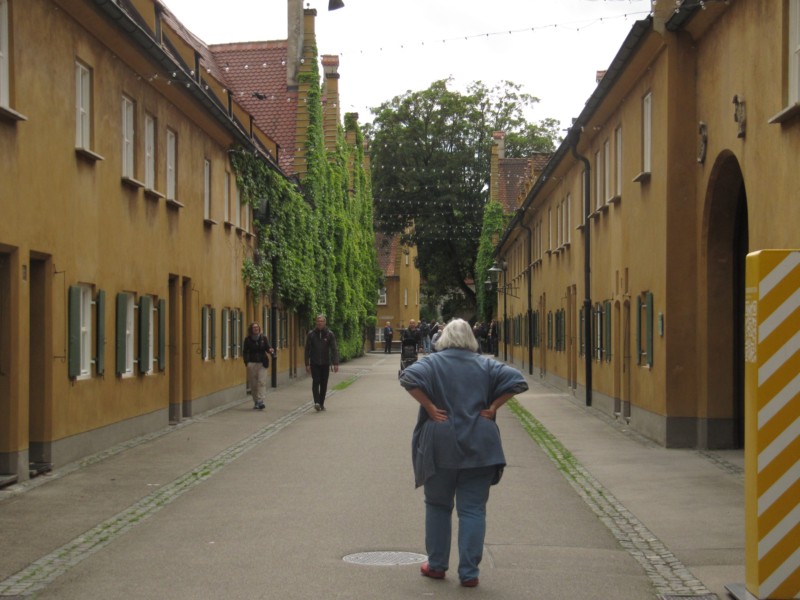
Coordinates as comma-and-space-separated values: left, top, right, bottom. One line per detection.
398, 318, 528, 588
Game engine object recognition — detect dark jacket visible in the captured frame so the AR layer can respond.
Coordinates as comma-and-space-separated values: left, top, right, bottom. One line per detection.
305, 327, 339, 367
242, 334, 273, 366
402, 327, 422, 349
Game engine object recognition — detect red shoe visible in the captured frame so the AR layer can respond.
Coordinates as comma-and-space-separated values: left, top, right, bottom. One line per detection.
461, 578, 479, 587
420, 562, 445, 579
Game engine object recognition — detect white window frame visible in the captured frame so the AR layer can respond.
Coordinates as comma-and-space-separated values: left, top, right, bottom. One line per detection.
614, 126, 623, 197
224, 171, 230, 223
565, 193, 572, 245
594, 150, 603, 210
234, 185, 242, 228
142, 296, 154, 375
404, 288, 408, 306
75, 61, 92, 149
791, 0, 800, 105
166, 129, 176, 200
222, 308, 230, 359
548, 207, 552, 251
244, 203, 251, 233
642, 92, 652, 174
122, 292, 135, 377
0, 0, 9, 108
603, 139, 611, 203
145, 113, 156, 190
121, 95, 136, 179
78, 284, 92, 379
203, 304, 212, 361
378, 287, 387, 305
203, 159, 211, 220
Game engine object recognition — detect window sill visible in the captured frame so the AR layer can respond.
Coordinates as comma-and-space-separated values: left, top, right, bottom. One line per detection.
576, 222, 586, 232
632, 171, 651, 183
588, 210, 601, 221
0, 105, 28, 122
76, 147, 105, 163
224, 220, 235, 228
769, 102, 800, 124
607, 194, 621, 205
597, 204, 610, 214
166, 198, 184, 209
204, 218, 218, 226
121, 176, 145, 190
144, 188, 165, 201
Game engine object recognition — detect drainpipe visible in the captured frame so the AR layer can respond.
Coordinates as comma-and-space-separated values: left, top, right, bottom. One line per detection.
570, 128, 592, 407
520, 219, 533, 375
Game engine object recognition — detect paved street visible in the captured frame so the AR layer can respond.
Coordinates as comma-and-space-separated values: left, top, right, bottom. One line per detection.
0, 352, 744, 599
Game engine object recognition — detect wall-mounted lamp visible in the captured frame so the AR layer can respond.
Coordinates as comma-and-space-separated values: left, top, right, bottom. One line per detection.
328, 0, 344, 10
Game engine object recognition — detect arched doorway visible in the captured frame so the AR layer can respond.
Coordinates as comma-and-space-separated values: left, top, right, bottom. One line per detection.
704, 152, 748, 449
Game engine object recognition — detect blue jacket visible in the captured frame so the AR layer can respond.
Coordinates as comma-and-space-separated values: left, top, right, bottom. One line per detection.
399, 348, 528, 487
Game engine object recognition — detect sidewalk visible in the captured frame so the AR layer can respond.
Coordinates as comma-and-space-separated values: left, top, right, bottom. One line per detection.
0, 352, 744, 599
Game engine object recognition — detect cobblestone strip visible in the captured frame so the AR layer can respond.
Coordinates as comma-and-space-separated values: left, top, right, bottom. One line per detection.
508, 399, 718, 599
0, 403, 311, 598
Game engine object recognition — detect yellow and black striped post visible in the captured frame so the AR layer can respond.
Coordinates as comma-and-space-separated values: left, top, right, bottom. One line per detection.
744, 250, 800, 599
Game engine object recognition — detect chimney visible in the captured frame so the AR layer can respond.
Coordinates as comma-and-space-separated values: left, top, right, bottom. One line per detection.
287, 0, 303, 88
322, 55, 341, 154
596, 70, 607, 84
291, 4, 318, 178
490, 132, 505, 203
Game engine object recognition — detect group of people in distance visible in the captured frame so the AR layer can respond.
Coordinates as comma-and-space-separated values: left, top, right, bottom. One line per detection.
243, 314, 527, 589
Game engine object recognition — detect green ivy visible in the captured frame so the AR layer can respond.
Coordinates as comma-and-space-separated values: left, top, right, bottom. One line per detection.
476, 200, 508, 321
232, 51, 380, 361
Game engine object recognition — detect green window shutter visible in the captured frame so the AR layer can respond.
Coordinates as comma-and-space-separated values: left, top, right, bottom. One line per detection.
222, 308, 229, 356
68, 285, 81, 379
238, 310, 243, 353
210, 308, 216, 359
636, 295, 642, 366
96, 290, 105, 376
231, 309, 237, 356
158, 299, 166, 371
116, 293, 127, 376
139, 296, 152, 374
605, 301, 612, 362
646, 292, 654, 367
201, 306, 208, 360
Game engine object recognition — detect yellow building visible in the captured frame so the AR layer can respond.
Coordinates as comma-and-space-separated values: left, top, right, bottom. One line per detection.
0, 0, 286, 483
375, 232, 421, 350
493, 1, 800, 448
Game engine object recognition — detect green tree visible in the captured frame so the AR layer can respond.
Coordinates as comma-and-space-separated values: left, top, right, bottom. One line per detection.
369, 79, 557, 314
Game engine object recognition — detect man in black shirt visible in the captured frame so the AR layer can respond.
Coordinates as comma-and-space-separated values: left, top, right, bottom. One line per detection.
242, 322, 275, 410
304, 315, 339, 411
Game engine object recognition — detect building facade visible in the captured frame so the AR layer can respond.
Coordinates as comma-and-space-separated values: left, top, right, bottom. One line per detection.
493, 0, 800, 448
0, 0, 286, 483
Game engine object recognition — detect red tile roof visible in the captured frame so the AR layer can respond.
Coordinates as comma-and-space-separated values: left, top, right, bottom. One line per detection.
497, 154, 552, 212
210, 42, 299, 175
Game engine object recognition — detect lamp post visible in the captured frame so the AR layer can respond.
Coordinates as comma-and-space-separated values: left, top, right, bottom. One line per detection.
486, 260, 511, 362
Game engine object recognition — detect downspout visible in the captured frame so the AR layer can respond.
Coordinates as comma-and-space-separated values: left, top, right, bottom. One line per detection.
520, 218, 533, 375
570, 128, 593, 407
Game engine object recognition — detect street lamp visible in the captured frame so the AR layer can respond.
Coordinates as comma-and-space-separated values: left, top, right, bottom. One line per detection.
486, 260, 513, 361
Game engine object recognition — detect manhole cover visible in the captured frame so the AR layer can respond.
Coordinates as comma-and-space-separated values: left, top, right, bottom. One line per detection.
343, 551, 427, 566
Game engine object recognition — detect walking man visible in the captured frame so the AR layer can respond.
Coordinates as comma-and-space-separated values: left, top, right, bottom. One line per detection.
242, 322, 275, 410
383, 321, 394, 354
304, 315, 339, 411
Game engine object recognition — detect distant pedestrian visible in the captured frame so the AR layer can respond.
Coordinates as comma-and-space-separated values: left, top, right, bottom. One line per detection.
383, 321, 394, 354
403, 319, 423, 352
242, 322, 275, 410
420, 319, 432, 354
399, 318, 528, 588
304, 315, 339, 412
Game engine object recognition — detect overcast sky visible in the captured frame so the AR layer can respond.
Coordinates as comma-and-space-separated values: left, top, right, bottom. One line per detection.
162, 0, 652, 132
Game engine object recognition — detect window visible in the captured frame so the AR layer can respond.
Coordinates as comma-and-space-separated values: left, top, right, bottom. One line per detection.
203, 159, 211, 220
145, 114, 156, 190
0, 0, 7, 108
243, 203, 251, 233
116, 292, 135, 376
68, 284, 104, 379
593, 303, 603, 361
121, 95, 135, 179
603, 139, 611, 203
548, 208, 552, 250
788, 0, 800, 107
224, 172, 230, 223
594, 150, 603, 210
221, 308, 230, 359
405, 252, 409, 266
75, 61, 92, 149
166, 129, 177, 201
234, 184, 241, 228
565, 194, 571, 245
614, 126, 623, 198
404, 288, 408, 306
641, 92, 652, 176
139, 296, 154, 375
636, 292, 654, 368
230, 309, 240, 358
201, 305, 212, 360
378, 287, 387, 305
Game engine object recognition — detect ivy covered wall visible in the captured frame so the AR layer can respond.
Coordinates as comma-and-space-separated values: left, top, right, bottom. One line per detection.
232, 54, 379, 361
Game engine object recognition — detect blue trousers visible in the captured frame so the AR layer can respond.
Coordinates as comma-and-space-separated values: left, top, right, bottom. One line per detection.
423, 466, 496, 581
